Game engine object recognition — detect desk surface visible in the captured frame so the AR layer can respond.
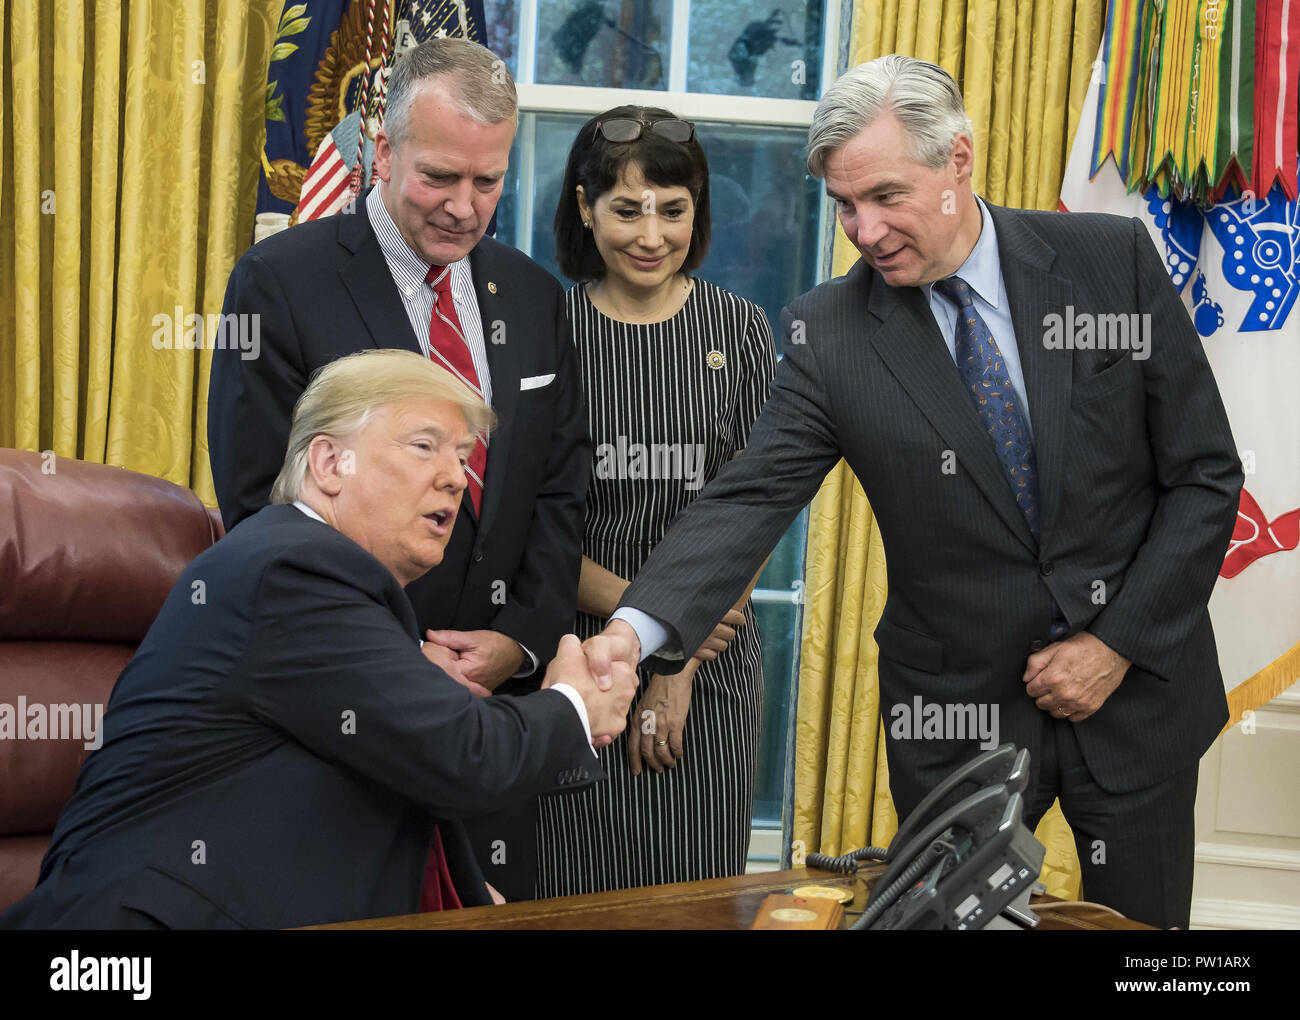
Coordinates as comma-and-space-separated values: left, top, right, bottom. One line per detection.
304, 867, 1152, 930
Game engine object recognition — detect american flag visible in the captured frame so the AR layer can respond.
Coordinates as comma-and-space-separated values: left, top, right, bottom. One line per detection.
297, 0, 486, 223
299, 110, 371, 221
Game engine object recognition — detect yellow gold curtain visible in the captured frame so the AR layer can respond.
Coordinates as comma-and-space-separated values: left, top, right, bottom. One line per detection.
794, 0, 1106, 901
0, 0, 279, 504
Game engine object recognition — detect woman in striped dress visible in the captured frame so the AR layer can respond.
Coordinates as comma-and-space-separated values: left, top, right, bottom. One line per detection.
535, 106, 776, 895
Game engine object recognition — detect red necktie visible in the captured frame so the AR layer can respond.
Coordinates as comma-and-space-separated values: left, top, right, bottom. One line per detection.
419, 826, 463, 913
418, 266, 479, 913
425, 265, 487, 516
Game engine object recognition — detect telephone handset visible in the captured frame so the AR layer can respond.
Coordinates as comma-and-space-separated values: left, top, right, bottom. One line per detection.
887, 743, 1028, 859
849, 743, 1044, 930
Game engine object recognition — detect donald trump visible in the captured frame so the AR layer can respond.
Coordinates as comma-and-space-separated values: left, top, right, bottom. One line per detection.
1, 350, 635, 929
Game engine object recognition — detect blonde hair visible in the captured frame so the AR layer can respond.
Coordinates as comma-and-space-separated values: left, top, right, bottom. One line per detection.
270, 349, 495, 505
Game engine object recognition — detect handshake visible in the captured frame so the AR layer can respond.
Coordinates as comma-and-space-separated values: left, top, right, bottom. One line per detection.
541, 622, 644, 748
424, 613, 745, 749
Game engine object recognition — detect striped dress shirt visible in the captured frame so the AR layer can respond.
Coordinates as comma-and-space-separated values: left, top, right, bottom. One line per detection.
366, 183, 494, 410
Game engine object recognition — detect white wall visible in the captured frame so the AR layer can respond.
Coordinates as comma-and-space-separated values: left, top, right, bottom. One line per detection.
1193, 680, 1300, 929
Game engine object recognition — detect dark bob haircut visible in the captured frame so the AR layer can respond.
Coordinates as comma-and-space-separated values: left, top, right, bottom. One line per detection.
553, 105, 712, 282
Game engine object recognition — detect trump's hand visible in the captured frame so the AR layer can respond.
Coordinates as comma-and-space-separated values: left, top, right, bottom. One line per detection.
580, 619, 641, 692
425, 629, 523, 692
1022, 632, 1130, 722
545, 634, 638, 747
692, 609, 745, 661
421, 637, 491, 698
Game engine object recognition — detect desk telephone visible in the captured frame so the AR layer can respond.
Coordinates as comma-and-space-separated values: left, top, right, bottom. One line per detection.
808, 744, 1046, 930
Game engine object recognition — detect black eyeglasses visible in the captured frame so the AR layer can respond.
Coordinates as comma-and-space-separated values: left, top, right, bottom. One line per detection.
596, 118, 696, 144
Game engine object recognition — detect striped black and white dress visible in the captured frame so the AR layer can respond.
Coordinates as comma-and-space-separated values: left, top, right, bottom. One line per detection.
535, 277, 776, 896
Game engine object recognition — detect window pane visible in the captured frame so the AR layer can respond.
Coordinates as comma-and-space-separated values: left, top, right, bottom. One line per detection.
535, 0, 670, 89
752, 597, 801, 825
753, 511, 808, 826
504, 112, 583, 267
491, 127, 524, 248
758, 508, 807, 591
482, 0, 521, 79
692, 121, 822, 352
687, 0, 825, 98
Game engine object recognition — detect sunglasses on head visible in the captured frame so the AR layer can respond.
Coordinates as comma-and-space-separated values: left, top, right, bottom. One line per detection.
596, 118, 696, 144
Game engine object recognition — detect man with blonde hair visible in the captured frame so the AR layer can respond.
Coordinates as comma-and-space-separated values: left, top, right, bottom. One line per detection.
2, 350, 634, 929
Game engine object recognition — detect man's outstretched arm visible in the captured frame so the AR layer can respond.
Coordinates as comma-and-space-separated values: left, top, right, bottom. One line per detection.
585, 304, 843, 675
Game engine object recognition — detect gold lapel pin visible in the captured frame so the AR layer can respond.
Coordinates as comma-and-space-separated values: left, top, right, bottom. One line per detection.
707, 350, 725, 370
487, 281, 498, 294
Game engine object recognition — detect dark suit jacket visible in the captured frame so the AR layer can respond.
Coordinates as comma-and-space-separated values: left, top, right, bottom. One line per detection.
0, 505, 600, 929
207, 203, 590, 689
621, 205, 1243, 810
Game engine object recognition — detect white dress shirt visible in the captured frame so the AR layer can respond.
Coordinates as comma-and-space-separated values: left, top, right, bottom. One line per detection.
366, 183, 493, 408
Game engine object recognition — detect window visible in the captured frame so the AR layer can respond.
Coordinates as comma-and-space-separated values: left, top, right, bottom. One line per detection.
487, 0, 845, 863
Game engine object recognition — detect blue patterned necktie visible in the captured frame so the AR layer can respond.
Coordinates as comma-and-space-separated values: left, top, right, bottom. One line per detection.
933, 276, 1041, 543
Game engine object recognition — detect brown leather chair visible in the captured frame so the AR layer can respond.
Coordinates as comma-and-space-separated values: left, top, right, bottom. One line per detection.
0, 448, 224, 910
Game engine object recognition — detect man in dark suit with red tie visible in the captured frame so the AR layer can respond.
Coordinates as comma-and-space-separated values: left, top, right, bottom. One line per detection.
207, 38, 588, 900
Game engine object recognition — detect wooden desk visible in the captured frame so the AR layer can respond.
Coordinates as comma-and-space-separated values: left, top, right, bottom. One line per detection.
304, 867, 1152, 930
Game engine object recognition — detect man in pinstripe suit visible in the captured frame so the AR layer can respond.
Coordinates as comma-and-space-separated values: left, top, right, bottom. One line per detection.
583, 56, 1242, 929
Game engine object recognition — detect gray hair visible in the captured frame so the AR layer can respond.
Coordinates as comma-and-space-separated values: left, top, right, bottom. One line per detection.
271, 349, 496, 505
383, 37, 517, 152
807, 55, 974, 177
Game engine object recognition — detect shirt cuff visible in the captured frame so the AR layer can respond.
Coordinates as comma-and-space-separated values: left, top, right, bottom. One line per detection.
608, 607, 683, 664
511, 641, 539, 678
548, 683, 599, 758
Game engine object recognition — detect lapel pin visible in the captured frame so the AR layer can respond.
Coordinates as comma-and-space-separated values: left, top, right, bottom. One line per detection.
707, 350, 725, 370
487, 281, 498, 294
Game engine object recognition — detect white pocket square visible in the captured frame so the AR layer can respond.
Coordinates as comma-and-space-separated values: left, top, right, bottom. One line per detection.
519, 374, 555, 391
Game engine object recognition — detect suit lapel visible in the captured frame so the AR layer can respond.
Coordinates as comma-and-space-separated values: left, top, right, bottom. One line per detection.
468, 241, 517, 539
337, 204, 425, 357
864, 263, 1039, 554
987, 204, 1074, 546
279, 503, 424, 640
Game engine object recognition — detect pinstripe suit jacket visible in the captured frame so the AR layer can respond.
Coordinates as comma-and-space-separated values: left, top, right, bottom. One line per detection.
621, 204, 1242, 803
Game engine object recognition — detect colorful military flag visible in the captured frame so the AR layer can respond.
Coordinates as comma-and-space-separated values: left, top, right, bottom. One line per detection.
1252, 0, 1300, 200
1062, 47, 1300, 723
1090, 1, 1296, 205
